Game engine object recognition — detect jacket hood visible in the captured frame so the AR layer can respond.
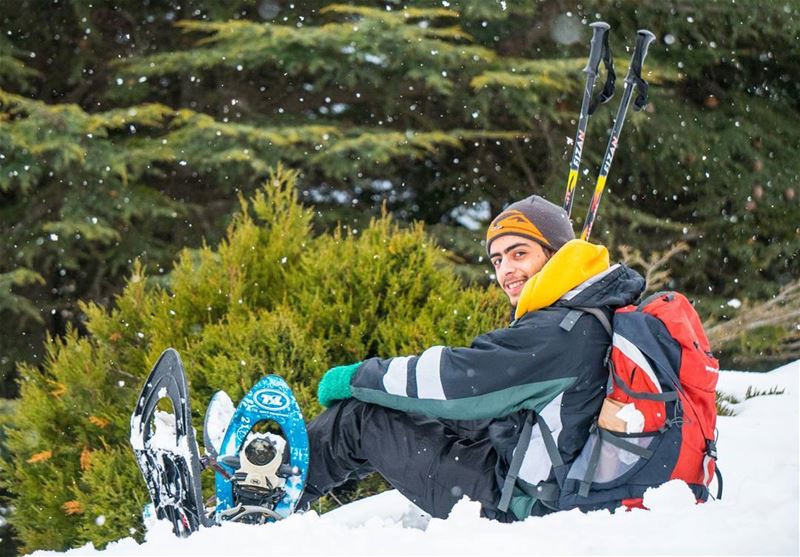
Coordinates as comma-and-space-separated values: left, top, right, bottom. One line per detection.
514, 239, 645, 319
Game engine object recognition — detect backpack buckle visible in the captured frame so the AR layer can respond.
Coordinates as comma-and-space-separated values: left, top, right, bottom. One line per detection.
705, 438, 718, 460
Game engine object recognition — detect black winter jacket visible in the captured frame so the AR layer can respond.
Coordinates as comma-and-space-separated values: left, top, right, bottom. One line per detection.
350, 242, 645, 518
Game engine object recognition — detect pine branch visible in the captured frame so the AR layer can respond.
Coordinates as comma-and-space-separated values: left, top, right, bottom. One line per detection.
617, 241, 689, 292
0, 36, 39, 90
0, 268, 45, 323
116, 14, 496, 96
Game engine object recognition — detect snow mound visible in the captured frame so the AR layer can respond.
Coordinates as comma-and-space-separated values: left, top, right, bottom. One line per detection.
31, 361, 799, 556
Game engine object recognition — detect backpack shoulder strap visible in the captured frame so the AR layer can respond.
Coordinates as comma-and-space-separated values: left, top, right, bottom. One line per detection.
497, 413, 534, 512
559, 307, 612, 337
636, 290, 676, 311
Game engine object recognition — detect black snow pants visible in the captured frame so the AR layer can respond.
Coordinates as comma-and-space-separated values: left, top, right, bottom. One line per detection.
297, 398, 515, 522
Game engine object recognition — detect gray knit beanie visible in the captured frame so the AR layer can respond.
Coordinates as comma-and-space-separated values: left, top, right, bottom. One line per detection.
486, 195, 575, 254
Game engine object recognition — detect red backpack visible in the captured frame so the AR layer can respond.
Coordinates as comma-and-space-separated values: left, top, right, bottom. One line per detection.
556, 291, 722, 511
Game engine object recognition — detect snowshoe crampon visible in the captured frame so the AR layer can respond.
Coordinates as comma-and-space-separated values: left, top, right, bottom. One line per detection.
216, 432, 297, 523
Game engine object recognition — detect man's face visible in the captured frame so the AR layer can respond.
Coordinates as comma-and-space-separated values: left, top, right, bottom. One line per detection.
489, 235, 550, 306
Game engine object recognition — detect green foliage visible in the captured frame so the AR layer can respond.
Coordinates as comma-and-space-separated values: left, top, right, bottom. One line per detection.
72, 446, 150, 545
0, 35, 38, 91
119, 7, 492, 91
0, 169, 506, 552
0, 268, 44, 323
1, 1, 797, 546
595, 90, 800, 299
715, 382, 786, 417
577, 0, 800, 296
0, 398, 18, 465
734, 326, 794, 362
4, 0, 796, 393
0, 89, 190, 395
0, 4, 798, 529
0, 1, 551, 393
715, 390, 739, 417
707, 323, 800, 371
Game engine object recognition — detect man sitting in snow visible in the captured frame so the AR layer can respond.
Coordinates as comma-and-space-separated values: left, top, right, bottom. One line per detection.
297, 194, 645, 521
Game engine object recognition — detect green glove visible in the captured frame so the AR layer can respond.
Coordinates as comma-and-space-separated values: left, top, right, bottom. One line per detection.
317, 362, 363, 408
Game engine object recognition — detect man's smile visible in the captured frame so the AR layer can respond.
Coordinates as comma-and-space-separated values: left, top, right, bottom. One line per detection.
504, 277, 527, 296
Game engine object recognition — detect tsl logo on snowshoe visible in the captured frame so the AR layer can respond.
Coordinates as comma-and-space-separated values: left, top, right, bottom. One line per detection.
253, 388, 290, 413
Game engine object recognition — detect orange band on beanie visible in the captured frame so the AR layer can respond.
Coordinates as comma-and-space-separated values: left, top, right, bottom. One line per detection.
486, 210, 550, 251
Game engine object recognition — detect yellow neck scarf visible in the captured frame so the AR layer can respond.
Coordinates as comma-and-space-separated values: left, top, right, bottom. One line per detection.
514, 239, 611, 320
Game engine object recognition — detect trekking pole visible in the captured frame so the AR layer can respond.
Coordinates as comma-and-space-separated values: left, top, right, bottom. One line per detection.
563, 21, 616, 218
581, 29, 656, 241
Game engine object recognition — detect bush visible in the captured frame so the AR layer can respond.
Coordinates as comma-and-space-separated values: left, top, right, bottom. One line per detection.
0, 167, 507, 552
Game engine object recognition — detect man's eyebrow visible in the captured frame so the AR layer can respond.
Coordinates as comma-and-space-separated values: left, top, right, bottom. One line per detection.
488, 242, 529, 259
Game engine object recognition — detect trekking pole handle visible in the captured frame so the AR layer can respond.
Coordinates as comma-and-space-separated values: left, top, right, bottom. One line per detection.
584, 22, 611, 77
627, 30, 656, 84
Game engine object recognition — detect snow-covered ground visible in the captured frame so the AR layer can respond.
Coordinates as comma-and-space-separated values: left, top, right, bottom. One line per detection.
34, 361, 799, 556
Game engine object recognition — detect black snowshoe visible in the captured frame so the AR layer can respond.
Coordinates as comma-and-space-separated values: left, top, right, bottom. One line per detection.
130, 349, 213, 536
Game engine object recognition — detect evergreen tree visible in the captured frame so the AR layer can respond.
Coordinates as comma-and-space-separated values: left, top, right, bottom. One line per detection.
2, 1, 799, 386
2, 1, 798, 394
